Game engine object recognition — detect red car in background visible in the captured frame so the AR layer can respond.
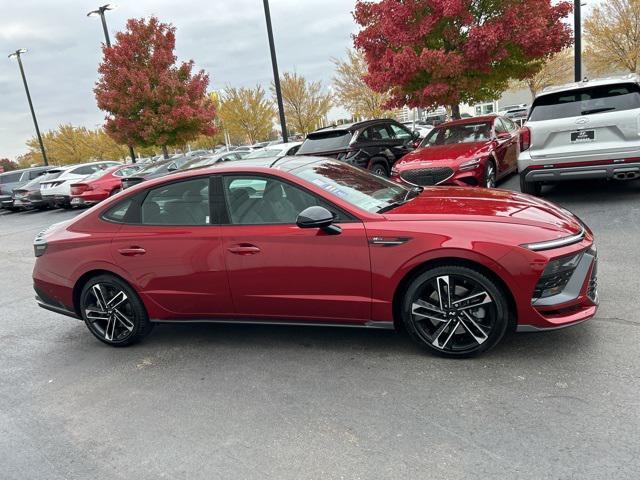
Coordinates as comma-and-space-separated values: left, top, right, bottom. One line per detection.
70, 164, 142, 207
391, 115, 520, 188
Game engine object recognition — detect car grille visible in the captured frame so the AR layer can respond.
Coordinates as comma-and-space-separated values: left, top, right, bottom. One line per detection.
400, 167, 454, 186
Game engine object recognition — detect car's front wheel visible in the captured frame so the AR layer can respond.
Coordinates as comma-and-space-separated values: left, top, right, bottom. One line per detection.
370, 161, 389, 177
80, 274, 153, 346
401, 265, 510, 357
484, 160, 497, 188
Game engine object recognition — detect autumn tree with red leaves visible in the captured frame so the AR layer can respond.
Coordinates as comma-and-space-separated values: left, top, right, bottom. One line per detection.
95, 17, 217, 157
354, 0, 573, 118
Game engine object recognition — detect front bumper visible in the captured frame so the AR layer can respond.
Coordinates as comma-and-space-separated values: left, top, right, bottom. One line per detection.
522, 161, 640, 183
517, 246, 598, 332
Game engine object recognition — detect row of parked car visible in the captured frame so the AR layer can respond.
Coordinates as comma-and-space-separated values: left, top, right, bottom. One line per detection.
0, 142, 303, 212
4, 74, 639, 214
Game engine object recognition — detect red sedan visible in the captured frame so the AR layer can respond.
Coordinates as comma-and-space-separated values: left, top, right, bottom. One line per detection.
391, 115, 520, 188
70, 164, 142, 207
33, 157, 597, 357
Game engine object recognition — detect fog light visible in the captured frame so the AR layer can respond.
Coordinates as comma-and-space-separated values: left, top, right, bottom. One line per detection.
533, 251, 583, 299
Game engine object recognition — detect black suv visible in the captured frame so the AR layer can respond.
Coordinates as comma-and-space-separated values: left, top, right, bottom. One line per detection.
296, 119, 419, 176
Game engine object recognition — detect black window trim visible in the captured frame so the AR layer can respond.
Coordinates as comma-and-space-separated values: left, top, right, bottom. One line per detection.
218, 172, 360, 227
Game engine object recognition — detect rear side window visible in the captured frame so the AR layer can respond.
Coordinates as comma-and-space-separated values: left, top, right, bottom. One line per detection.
298, 131, 352, 154
141, 177, 210, 225
529, 83, 640, 121
72, 165, 103, 176
0, 172, 22, 183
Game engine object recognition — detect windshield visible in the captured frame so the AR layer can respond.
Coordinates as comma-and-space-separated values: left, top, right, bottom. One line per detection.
297, 131, 352, 154
290, 160, 410, 213
243, 147, 285, 159
529, 83, 640, 121
421, 121, 492, 146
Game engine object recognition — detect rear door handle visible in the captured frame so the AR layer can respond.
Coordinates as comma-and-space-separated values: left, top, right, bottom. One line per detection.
228, 244, 261, 255
118, 247, 146, 256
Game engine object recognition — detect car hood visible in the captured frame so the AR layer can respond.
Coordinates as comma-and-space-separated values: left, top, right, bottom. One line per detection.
396, 142, 491, 169
384, 187, 583, 236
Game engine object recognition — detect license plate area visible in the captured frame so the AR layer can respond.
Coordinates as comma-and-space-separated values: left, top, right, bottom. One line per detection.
571, 130, 595, 143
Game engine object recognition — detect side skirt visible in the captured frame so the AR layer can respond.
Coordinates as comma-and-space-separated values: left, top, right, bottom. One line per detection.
151, 318, 395, 330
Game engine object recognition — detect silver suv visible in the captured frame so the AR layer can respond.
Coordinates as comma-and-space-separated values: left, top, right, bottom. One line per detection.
518, 75, 640, 195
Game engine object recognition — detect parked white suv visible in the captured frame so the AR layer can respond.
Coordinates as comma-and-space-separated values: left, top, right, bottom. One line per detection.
40, 161, 120, 208
518, 75, 640, 195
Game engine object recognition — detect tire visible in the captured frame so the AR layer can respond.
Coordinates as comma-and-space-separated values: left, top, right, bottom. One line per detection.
370, 161, 389, 177
520, 174, 542, 196
484, 159, 497, 188
79, 274, 153, 347
401, 265, 510, 358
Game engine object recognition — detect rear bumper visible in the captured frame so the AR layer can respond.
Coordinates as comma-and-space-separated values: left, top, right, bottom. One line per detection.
523, 161, 640, 183
42, 194, 71, 206
0, 195, 13, 208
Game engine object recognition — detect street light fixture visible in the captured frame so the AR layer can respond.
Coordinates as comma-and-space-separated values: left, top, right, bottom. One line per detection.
87, 4, 136, 162
8, 48, 49, 166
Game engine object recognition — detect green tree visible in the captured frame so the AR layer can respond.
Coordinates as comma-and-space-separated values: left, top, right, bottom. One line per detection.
218, 86, 275, 144
274, 72, 332, 136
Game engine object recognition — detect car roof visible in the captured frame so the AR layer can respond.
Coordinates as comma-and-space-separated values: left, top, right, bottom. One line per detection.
537, 74, 640, 98
311, 118, 397, 134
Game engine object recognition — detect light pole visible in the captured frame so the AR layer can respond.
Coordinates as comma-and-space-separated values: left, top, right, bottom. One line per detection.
88, 4, 137, 163
262, 0, 288, 143
574, 0, 582, 82
8, 49, 49, 166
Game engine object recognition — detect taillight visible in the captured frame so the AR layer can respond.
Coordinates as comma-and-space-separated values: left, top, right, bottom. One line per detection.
520, 127, 531, 151
70, 183, 91, 195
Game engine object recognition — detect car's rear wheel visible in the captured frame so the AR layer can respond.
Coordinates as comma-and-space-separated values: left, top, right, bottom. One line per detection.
80, 274, 153, 347
520, 175, 542, 196
484, 160, 497, 188
401, 265, 509, 357
370, 161, 389, 177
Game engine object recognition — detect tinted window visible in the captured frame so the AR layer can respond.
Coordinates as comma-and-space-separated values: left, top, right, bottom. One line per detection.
0, 172, 22, 183
360, 124, 391, 141
223, 175, 341, 225
72, 165, 104, 176
529, 83, 640, 121
297, 131, 352, 154
389, 123, 413, 140
421, 121, 492, 146
27, 170, 46, 180
141, 177, 210, 225
291, 160, 409, 213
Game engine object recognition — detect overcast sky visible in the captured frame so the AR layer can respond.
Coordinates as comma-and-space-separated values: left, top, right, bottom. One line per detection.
0, 0, 358, 159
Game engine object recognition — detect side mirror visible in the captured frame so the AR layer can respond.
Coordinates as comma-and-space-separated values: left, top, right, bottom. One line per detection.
412, 130, 421, 139
296, 206, 342, 235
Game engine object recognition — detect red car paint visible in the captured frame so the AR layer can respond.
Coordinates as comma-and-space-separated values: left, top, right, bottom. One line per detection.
33, 158, 597, 334
69, 165, 131, 206
391, 115, 519, 187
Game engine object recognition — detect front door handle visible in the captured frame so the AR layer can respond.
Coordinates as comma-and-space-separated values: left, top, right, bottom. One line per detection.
228, 244, 261, 255
118, 247, 146, 256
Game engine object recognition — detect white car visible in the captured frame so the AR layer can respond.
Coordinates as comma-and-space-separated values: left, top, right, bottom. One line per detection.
242, 141, 302, 160
518, 74, 640, 195
401, 121, 433, 139
40, 161, 121, 208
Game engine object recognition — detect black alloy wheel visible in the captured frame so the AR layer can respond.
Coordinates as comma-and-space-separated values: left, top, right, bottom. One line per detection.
402, 266, 509, 357
80, 274, 153, 346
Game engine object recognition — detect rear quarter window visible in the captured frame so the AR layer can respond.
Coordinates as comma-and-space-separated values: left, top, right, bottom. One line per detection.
529, 82, 640, 121
0, 172, 22, 183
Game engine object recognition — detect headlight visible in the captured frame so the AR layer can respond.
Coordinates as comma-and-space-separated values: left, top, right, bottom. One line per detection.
521, 225, 585, 251
459, 157, 482, 171
533, 251, 584, 299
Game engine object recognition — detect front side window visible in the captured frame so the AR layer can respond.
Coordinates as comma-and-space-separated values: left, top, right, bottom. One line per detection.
141, 177, 210, 225
223, 175, 343, 225
389, 123, 413, 140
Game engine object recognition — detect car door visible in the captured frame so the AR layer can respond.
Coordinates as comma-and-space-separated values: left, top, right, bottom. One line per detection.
110, 175, 233, 318
501, 117, 520, 171
387, 122, 417, 160
492, 118, 516, 174
217, 174, 372, 324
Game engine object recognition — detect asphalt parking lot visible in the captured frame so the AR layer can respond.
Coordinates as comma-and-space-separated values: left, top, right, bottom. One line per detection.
1, 176, 639, 480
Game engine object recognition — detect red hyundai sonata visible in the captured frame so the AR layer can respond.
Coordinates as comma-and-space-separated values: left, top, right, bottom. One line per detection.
391, 115, 520, 188
70, 164, 142, 207
33, 157, 598, 357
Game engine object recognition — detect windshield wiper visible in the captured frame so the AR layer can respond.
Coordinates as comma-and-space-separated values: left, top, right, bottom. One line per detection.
377, 186, 423, 213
